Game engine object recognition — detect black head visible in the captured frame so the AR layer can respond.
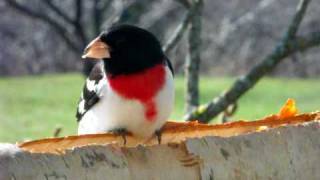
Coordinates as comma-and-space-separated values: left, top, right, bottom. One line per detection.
82, 25, 166, 76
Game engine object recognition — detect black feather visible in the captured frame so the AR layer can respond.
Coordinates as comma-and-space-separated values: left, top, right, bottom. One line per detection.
76, 63, 104, 122
165, 56, 174, 76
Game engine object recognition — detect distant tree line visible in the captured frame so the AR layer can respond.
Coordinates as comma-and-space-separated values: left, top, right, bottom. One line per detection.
1, 0, 320, 77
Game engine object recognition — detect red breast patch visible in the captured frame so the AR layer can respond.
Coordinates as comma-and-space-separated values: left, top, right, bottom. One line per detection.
108, 64, 165, 121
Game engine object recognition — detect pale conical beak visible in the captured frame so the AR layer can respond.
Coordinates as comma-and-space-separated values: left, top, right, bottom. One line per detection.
82, 37, 110, 59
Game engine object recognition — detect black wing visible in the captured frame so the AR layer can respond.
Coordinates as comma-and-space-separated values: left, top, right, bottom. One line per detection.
165, 56, 174, 76
76, 62, 105, 122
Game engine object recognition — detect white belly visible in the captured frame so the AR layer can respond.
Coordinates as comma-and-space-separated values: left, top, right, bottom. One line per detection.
78, 67, 174, 138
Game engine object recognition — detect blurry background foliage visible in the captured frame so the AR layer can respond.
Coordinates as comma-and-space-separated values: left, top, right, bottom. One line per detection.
1, 0, 320, 77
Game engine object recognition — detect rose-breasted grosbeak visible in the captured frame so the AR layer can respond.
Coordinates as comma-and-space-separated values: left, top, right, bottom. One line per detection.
76, 25, 174, 142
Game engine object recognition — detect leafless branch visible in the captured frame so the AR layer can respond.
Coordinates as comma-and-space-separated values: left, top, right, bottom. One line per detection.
45, 0, 87, 44
101, 0, 114, 12
74, 0, 87, 44
115, 0, 156, 25
44, 0, 74, 25
92, 0, 102, 35
185, 0, 313, 122
175, 0, 191, 8
75, 0, 82, 22
163, 0, 203, 54
231, 0, 276, 28
4, 0, 81, 52
163, 12, 192, 54
215, 0, 276, 47
285, 0, 310, 40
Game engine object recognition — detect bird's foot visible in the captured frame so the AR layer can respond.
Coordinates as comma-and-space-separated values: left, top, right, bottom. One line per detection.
109, 128, 129, 146
155, 129, 162, 145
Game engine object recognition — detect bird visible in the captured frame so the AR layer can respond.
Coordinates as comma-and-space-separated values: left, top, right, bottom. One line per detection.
76, 25, 174, 144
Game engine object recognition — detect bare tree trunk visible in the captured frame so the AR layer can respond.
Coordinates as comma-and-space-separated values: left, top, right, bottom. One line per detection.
185, 0, 203, 113
0, 113, 319, 179
184, 0, 319, 123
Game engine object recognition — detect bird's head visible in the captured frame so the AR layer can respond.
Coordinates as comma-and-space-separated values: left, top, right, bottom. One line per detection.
82, 25, 165, 76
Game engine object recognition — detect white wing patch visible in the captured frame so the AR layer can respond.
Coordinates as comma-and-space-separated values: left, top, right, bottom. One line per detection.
95, 78, 106, 96
78, 100, 86, 114
85, 76, 106, 96
86, 79, 96, 92
76, 62, 105, 121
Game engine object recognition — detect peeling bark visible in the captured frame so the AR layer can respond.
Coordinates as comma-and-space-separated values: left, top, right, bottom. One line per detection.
0, 113, 319, 179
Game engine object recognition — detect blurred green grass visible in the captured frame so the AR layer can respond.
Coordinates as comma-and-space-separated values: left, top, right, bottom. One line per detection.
0, 74, 319, 143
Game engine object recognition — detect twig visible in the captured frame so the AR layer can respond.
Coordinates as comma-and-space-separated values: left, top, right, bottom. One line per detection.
215, 0, 276, 46
74, 0, 87, 44
163, 11, 192, 54
44, 0, 74, 25
222, 103, 238, 123
175, 0, 191, 8
53, 127, 62, 138
163, 0, 201, 54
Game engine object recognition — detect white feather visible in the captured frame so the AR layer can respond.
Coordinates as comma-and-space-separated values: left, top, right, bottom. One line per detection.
86, 79, 96, 92
78, 66, 174, 138
78, 100, 86, 114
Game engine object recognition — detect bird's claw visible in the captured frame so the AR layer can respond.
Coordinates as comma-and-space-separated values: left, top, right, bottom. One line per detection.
155, 130, 162, 144
109, 128, 129, 146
